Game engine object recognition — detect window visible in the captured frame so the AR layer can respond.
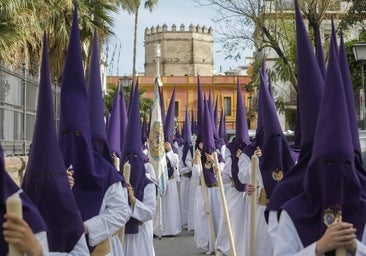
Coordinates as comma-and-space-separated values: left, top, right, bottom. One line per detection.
174, 101, 179, 117
224, 97, 232, 116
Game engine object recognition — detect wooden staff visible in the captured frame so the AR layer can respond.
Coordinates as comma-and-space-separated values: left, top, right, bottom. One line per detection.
117, 161, 131, 244
249, 155, 258, 256
335, 215, 347, 256
213, 152, 237, 256
197, 150, 216, 254
6, 193, 23, 256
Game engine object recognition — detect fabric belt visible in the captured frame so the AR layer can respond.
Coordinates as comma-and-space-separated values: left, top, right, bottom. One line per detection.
258, 187, 269, 206
206, 182, 218, 188
182, 173, 191, 177
91, 239, 110, 256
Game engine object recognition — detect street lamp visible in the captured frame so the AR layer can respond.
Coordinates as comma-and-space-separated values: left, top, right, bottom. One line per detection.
120, 75, 131, 88
353, 42, 366, 130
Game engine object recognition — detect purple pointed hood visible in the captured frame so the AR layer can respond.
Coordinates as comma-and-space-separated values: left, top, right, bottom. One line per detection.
164, 87, 176, 145
266, 0, 323, 215
58, 7, 121, 223
235, 79, 250, 147
201, 100, 218, 186
122, 81, 152, 234
22, 33, 84, 252
120, 87, 128, 155
88, 29, 113, 164
315, 26, 326, 78
259, 59, 294, 200
218, 111, 227, 144
182, 106, 193, 163
107, 85, 121, 157
196, 76, 204, 144
283, 24, 366, 247
339, 33, 366, 197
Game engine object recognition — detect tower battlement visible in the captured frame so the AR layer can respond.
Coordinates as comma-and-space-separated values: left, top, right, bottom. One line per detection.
144, 24, 213, 35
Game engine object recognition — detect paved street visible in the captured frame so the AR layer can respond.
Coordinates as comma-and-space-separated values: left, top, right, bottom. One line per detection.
154, 230, 203, 256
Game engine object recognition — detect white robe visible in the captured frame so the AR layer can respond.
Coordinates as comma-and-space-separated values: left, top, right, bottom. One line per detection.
274, 210, 366, 256
178, 146, 193, 230
124, 183, 157, 256
84, 182, 131, 256
153, 150, 182, 236
238, 153, 272, 256
215, 155, 246, 256
192, 161, 223, 254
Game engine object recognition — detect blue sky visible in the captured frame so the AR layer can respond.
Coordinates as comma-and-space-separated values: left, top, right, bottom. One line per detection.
106, 0, 253, 76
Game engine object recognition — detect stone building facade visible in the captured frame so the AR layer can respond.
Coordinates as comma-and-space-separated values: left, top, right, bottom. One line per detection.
144, 24, 214, 76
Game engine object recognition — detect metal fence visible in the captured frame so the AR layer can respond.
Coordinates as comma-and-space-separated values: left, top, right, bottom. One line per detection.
0, 62, 60, 156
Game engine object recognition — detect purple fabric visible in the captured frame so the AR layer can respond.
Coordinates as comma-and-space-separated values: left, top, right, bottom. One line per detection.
22, 32, 84, 252
0, 144, 47, 254
107, 85, 121, 157
228, 78, 250, 192
88, 29, 113, 164
339, 34, 366, 199
120, 88, 128, 158
283, 17, 366, 248
266, 0, 323, 216
164, 87, 176, 145
259, 59, 294, 200
182, 106, 193, 166
196, 77, 204, 140
58, 7, 121, 225
315, 26, 326, 78
159, 86, 166, 125
122, 80, 152, 234
218, 111, 227, 143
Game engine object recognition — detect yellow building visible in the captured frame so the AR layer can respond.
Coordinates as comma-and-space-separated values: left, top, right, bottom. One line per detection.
107, 75, 253, 132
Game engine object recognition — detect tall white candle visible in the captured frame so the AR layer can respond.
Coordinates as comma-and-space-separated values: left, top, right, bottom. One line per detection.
6, 193, 23, 256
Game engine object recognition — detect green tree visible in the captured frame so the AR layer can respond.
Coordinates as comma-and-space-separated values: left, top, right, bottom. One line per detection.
0, 0, 119, 81
339, 0, 366, 32
104, 85, 152, 119
115, 0, 158, 80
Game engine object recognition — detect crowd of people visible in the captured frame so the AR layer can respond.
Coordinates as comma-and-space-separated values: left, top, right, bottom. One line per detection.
2, 0, 366, 255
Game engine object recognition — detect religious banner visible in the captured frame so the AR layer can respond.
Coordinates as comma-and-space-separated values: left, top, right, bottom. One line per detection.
148, 76, 168, 195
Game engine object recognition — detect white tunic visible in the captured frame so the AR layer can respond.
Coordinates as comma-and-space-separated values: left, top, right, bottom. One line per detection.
153, 150, 182, 236
178, 146, 193, 230
274, 210, 366, 256
84, 182, 131, 256
124, 183, 157, 256
215, 154, 246, 256
237, 153, 272, 256
192, 161, 223, 254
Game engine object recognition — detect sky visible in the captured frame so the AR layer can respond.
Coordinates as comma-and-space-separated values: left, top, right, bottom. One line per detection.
105, 0, 253, 76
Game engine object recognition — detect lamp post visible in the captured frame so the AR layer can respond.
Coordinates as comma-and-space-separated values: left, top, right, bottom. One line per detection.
353, 42, 366, 130
120, 75, 131, 88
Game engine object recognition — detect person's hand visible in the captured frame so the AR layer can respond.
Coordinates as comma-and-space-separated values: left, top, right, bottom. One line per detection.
315, 221, 357, 256
205, 153, 215, 163
254, 147, 262, 157
246, 184, 257, 196
126, 182, 136, 207
193, 149, 201, 164
236, 149, 242, 158
66, 168, 74, 188
3, 213, 43, 256
198, 142, 203, 150
164, 142, 172, 152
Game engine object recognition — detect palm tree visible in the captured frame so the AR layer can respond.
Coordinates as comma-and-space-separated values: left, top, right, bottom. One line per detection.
0, 0, 120, 81
115, 0, 158, 81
